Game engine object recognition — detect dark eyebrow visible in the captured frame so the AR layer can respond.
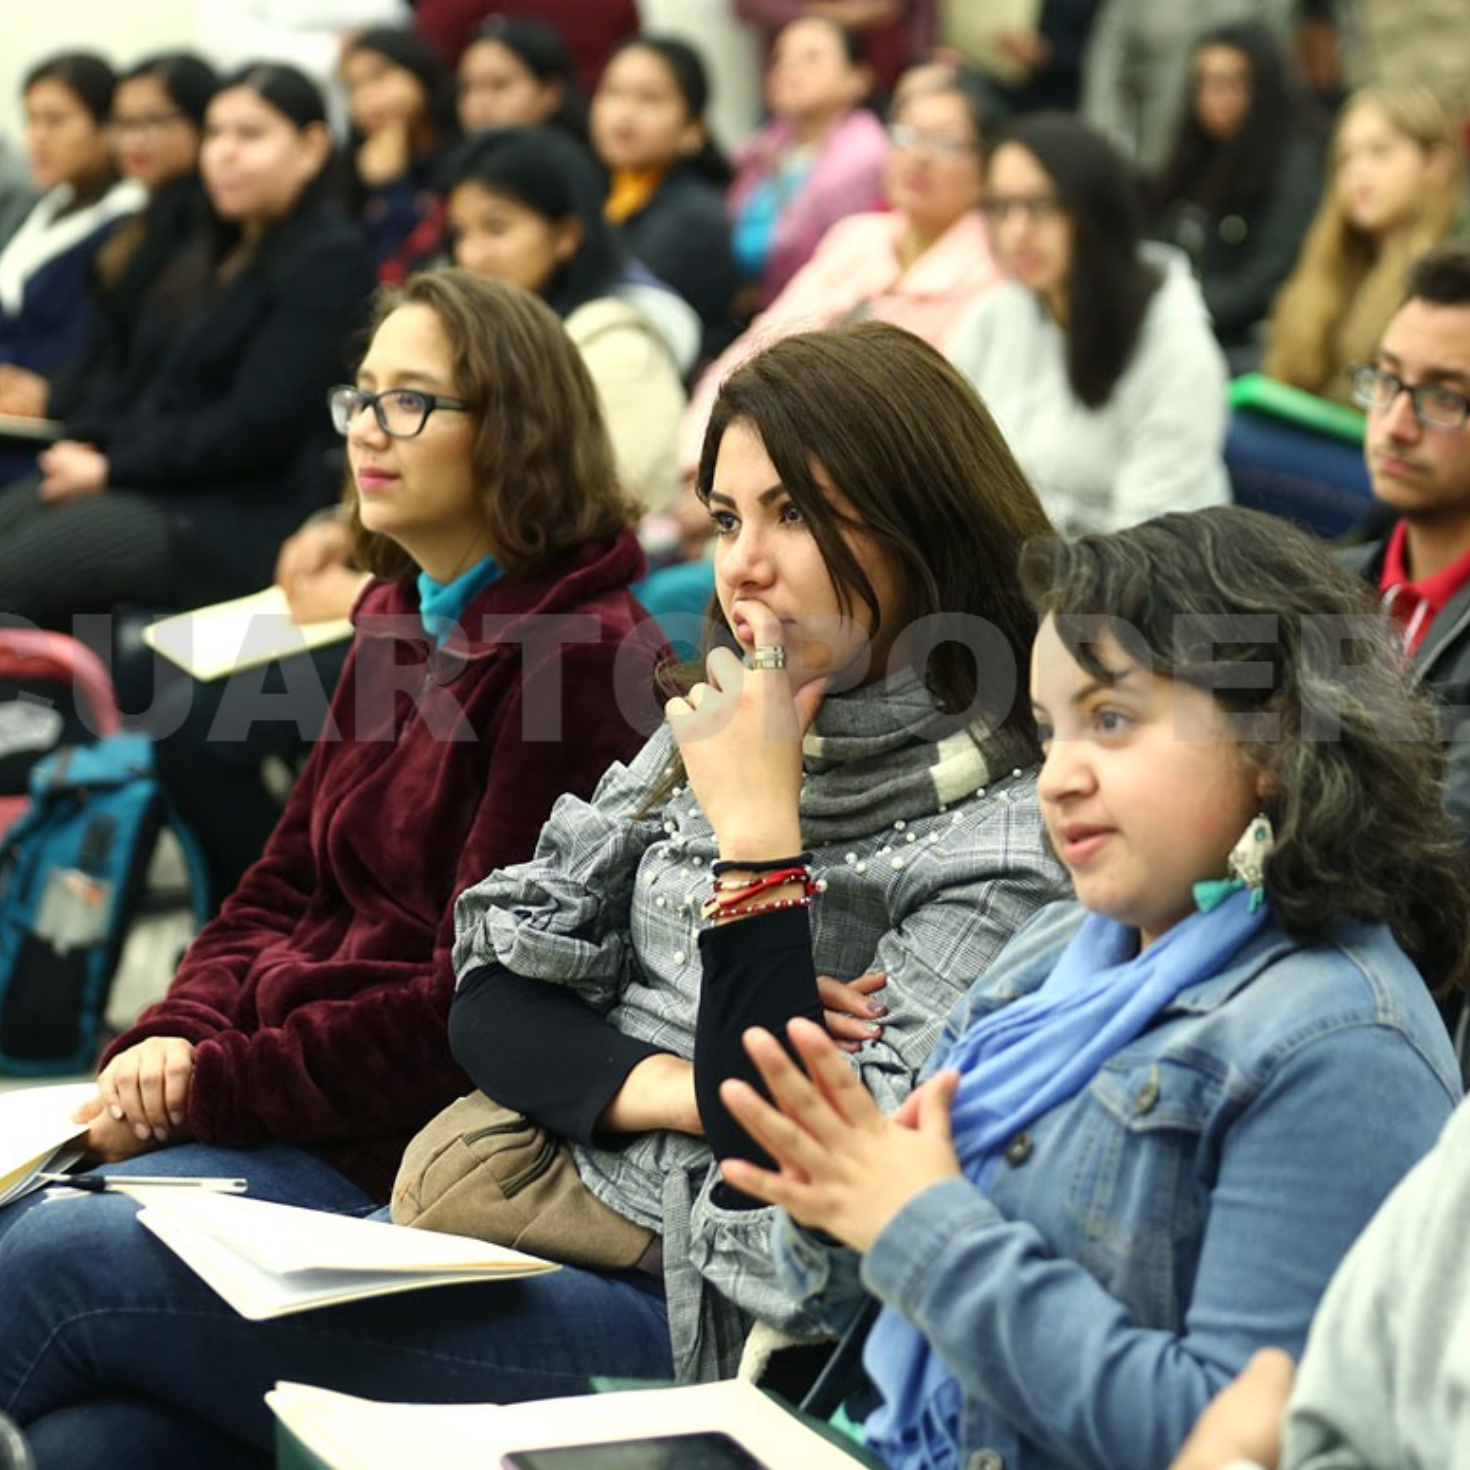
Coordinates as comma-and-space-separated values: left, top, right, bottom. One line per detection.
1070, 665, 1140, 706
705, 483, 787, 509
355, 370, 452, 391
1377, 350, 1470, 389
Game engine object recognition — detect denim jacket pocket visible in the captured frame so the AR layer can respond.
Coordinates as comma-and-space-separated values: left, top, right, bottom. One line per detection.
1060, 1056, 1226, 1326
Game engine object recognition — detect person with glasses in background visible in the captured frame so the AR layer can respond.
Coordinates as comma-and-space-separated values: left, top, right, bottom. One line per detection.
1339, 243, 1470, 844
0, 269, 662, 1255
950, 109, 1230, 536
0, 53, 218, 475
674, 64, 1000, 556
0, 62, 373, 633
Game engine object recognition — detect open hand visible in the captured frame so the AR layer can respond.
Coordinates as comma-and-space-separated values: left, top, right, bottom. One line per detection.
719, 1018, 962, 1253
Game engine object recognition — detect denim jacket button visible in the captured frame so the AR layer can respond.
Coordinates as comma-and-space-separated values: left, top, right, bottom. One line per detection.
1134, 1070, 1161, 1114
1003, 1130, 1033, 1166
967, 1451, 1005, 1470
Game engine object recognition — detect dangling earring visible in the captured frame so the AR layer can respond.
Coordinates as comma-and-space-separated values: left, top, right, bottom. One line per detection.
1228, 812, 1274, 902
1195, 812, 1274, 914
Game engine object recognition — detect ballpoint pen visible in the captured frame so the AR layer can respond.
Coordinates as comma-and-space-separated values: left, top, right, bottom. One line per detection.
36, 1173, 248, 1194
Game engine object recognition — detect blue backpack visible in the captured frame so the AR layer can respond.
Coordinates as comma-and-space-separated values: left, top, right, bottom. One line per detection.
0, 733, 211, 1075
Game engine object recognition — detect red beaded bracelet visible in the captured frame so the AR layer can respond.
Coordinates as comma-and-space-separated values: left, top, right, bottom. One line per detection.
707, 894, 813, 924
701, 869, 814, 921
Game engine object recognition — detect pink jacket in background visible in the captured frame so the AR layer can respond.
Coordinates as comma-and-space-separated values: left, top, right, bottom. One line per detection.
727, 107, 889, 304
680, 207, 998, 473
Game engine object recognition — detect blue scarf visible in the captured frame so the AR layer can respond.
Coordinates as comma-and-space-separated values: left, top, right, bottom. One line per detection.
863, 889, 1269, 1470
416, 555, 502, 648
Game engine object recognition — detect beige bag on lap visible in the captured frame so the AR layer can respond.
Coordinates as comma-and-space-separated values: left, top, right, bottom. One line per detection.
390, 1091, 657, 1271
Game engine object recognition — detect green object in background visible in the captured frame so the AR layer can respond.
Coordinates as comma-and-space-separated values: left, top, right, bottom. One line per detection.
1229, 373, 1367, 444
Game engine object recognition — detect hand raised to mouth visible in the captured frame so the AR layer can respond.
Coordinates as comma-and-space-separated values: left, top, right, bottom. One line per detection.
665, 597, 826, 862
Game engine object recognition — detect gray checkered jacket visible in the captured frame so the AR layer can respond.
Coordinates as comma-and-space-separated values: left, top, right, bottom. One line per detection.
453, 673, 1067, 1381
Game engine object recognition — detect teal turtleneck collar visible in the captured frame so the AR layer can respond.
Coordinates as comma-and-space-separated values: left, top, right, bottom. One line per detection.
416, 554, 503, 647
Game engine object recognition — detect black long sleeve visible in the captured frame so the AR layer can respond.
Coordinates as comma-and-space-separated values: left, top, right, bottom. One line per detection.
694, 906, 825, 1172
448, 962, 662, 1146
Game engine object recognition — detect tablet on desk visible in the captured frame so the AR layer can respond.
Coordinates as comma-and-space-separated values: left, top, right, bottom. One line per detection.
502, 1432, 769, 1470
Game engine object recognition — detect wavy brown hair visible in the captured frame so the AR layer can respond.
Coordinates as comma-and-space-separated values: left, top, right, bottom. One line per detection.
345, 269, 640, 581
1021, 506, 1470, 992
1263, 84, 1464, 398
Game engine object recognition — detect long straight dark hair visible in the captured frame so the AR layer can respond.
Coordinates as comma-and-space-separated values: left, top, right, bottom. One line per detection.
989, 112, 1160, 408
1152, 23, 1303, 217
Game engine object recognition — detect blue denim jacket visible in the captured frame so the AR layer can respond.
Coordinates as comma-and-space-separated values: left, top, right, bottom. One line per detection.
774, 902, 1461, 1470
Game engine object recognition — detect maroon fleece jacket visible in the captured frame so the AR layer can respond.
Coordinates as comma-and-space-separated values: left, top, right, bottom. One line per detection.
103, 528, 665, 1196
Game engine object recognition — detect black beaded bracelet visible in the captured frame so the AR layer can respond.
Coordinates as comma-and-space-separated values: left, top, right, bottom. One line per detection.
710, 852, 813, 876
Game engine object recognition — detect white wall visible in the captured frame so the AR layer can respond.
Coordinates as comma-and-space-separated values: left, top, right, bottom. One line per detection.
0, 0, 200, 144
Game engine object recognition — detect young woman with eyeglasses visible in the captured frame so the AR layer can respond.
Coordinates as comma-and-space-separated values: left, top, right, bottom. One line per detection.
950, 110, 1231, 537
0, 62, 375, 631
0, 321, 1066, 1469
0, 53, 219, 438
0, 269, 660, 1244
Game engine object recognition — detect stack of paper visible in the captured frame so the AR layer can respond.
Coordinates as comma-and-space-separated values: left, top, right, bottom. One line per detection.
0, 1082, 97, 1207
267, 1378, 868, 1470
142, 586, 354, 682
135, 1191, 559, 1319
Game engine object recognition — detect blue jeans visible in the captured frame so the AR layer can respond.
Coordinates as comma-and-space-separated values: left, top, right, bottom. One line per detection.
0, 1182, 672, 1470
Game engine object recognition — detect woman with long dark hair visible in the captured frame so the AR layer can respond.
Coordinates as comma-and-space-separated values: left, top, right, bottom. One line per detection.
951, 110, 1230, 535
1151, 23, 1323, 370
0, 63, 375, 630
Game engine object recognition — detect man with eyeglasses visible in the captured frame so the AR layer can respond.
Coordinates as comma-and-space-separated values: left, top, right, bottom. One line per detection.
1340, 242, 1470, 840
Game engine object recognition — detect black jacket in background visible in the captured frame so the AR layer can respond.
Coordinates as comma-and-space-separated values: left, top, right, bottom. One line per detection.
63, 196, 375, 605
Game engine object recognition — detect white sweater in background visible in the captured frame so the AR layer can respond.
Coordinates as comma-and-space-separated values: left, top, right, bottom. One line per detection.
949, 246, 1230, 536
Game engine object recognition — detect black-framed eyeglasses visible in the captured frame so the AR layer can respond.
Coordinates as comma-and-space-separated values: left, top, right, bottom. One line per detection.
1348, 363, 1470, 431
328, 385, 471, 439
